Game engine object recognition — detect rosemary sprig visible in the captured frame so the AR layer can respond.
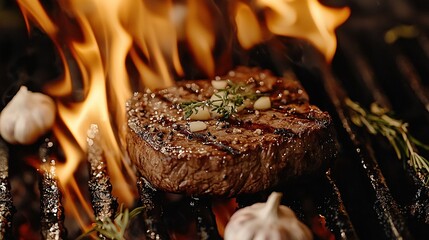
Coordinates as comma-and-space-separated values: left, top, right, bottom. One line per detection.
179, 80, 259, 119
77, 205, 144, 240
345, 98, 429, 185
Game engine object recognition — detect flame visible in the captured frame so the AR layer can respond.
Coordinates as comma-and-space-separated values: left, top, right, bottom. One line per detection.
213, 198, 238, 237
17, 0, 73, 97
16, 0, 349, 234
254, 0, 350, 61
185, 0, 216, 77
235, 2, 263, 49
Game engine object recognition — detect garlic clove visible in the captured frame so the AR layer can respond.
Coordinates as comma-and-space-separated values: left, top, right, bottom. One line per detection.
210, 91, 227, 107
0, 86, 56, 145
209, 91, 247, 117
188, 106, 211, 120
189, 121, 207, 132
211, 80, 228, 89
253, 96, 271, 110
209, 92, 227, 118
209, 109, 223, 118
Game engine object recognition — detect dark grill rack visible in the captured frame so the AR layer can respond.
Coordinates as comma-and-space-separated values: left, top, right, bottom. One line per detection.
0, 0, 429, 239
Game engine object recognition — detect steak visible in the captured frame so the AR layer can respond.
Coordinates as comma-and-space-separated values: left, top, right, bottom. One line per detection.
126, 66, 338, 197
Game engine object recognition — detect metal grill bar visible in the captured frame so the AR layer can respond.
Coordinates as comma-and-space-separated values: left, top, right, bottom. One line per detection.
321, 170, 358, 240
0, 139, 13, 239
190, 197, 221, 240
87, 124, 118, 239
39, 138, 66, 240
1, 1, 428, 239
395, 49, 429, 113
336, 33, 391, 108
407, 168, 429, 224
137, 177, 170, 239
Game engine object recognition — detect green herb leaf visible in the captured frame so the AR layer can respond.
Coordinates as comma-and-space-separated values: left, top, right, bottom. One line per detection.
77, 205, 144, 240
179, 80, 260, 119
345, 98, 429, 185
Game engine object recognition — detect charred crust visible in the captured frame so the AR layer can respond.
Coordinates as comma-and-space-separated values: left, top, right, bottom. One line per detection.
273, 128, 295, 137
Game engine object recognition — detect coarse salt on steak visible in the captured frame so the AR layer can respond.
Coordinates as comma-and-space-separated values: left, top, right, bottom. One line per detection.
126, 66, 337, 197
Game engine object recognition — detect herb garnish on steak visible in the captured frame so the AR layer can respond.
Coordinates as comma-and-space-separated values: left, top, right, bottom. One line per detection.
179, 80, 260, 119
126, 66, 338, 196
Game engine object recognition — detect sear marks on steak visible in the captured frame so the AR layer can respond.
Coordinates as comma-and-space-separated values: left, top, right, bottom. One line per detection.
126, 66, 338, 197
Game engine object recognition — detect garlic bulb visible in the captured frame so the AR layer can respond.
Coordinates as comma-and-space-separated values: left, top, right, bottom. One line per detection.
0, 86, 56, 145
224, 192, 313, 240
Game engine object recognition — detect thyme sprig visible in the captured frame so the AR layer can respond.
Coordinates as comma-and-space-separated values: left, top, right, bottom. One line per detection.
345, 98, 429, 185
77, 205, 144, 240
180, 80, 260, 119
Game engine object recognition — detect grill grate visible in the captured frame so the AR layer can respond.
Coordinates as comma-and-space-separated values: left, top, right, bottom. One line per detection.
0, 0, 429, 239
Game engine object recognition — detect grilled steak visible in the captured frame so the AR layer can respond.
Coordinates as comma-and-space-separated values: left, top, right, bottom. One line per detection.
126, 66, 337, 197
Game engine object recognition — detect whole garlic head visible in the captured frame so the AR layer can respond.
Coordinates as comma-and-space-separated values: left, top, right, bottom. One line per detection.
224, 192, 313, 240
0, 86, 56, 145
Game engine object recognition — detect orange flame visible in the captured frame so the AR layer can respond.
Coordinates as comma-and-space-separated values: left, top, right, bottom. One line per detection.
235, 2, 263, 49
254, 0, 350, 61
185, 0, 216, 77
16, 0, 349, 233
